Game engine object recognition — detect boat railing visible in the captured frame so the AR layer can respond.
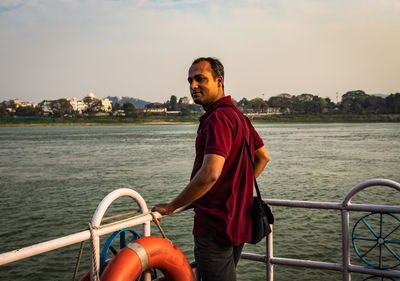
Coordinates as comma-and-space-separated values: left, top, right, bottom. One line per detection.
0, 179, 399, 281
243, 178, 400, 281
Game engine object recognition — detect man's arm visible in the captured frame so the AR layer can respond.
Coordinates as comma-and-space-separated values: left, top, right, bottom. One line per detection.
152, 153, 225, 216
254, 146, 270, 178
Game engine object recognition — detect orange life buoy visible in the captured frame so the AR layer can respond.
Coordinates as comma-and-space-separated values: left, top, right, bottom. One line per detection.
79, 261, 110, 281
101, 236, 195, 281
78, 270, 90, 281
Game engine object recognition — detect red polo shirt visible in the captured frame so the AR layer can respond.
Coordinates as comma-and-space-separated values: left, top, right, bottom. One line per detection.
191, 96, 264, 245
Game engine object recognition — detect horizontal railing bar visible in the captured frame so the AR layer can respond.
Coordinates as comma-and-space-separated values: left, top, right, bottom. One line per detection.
241, 252, 268, 263
0, 212, 157, 266
265, 199, 400, 213
270, 257, 400, 278
271, 257, 343, 271
0, 230, 90, 266
346, 204, 400, 213
265, 199, 342, 210
348, 265, 400, 278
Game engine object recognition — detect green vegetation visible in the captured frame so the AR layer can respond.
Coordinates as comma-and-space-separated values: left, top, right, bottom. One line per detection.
0, 115, 200, 126
237, 91, 400, 115
1, 113, 399, 127
251, 113, 400, 123
1, 91, 399, 126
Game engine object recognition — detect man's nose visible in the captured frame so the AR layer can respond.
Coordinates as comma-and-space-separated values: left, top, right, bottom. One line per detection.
190, 81, 198, 90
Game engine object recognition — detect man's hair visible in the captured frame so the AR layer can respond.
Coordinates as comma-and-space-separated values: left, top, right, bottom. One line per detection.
191, 57, 224, 82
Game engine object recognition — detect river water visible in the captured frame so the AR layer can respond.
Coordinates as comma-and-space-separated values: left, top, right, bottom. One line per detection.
0, 123, 399, 281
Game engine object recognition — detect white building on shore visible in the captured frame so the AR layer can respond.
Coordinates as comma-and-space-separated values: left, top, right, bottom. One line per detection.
84, 92, 112, 112
37, 93, 112, 116
66, 97, 86, 114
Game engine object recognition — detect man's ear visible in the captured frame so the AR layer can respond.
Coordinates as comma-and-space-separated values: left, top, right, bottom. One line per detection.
217, 77, 223, 86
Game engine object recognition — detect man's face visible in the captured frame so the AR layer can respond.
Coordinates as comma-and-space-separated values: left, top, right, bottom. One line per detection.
188, 61, 223, 108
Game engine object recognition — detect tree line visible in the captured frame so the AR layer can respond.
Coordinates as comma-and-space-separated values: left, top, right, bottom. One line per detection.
1, 90, 399, 118
235, 90, 400, 114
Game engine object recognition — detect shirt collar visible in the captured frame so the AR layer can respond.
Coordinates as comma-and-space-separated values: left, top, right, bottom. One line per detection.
198, 96, 234, 125
205, 96, 233, 113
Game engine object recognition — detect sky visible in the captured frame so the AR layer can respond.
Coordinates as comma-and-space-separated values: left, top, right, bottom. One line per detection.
0, 0, 399, 104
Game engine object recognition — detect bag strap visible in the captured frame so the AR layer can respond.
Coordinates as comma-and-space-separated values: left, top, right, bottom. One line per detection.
200, 104, 263, 201
244, 137, 263, 200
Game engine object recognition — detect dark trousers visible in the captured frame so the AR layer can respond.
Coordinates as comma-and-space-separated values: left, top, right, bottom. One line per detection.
194, 231, 244, 281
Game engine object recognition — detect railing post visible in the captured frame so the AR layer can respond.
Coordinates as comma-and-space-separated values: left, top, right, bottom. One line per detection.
342, 209, 350, 281
267, 225, 274, 281
90, 188, 151, 281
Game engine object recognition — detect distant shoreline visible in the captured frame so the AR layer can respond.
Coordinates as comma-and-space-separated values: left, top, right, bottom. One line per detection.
0, 121, 197, 127
1, 114, 399, 127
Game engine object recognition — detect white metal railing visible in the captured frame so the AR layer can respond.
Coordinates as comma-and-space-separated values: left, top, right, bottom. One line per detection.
0, 179, 399, 281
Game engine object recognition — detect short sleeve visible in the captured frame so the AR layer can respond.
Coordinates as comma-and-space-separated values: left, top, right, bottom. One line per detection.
253, 128, 264, 150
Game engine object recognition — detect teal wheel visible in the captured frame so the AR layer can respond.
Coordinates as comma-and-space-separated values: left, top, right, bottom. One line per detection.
352, 212, 400, 270
100, 228, 140, 274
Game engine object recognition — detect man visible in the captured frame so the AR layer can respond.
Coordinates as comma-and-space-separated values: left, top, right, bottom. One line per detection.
152, 57, 270, 281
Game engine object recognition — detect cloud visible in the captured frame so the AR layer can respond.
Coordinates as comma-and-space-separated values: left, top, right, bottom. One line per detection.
0, 0, 26, 5
0, 0, 26, 12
